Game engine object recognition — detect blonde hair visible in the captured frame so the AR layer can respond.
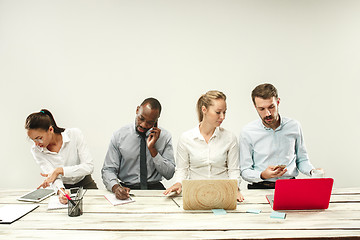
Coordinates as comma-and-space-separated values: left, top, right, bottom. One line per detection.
196, 90, 226, 122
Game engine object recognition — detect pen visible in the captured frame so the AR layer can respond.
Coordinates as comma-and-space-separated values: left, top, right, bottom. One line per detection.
57, 187, 76, 205
171, 197, 180, 208
116, 179, 133, 199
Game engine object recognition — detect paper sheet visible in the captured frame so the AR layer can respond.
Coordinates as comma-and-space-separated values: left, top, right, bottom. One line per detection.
47, 195, 67, 210
104, 194, 135, 206
0, 204, 39, 224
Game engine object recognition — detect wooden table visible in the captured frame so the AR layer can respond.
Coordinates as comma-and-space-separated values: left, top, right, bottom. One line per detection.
1, 188, 360, 239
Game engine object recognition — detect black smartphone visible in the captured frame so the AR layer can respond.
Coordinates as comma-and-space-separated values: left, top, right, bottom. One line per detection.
154, 121, 158, 128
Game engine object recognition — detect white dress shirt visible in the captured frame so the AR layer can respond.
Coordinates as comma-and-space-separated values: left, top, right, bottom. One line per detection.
30, 128, 94, 190
176, 126, 241, 187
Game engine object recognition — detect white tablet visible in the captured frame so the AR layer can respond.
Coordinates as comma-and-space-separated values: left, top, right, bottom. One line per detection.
17, 188, 55, 203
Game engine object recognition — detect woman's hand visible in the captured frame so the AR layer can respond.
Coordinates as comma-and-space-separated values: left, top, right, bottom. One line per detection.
163, 182, 182, 195
38, 167, 64, 189
237, 190, 245, 202
58, 188, 69, 204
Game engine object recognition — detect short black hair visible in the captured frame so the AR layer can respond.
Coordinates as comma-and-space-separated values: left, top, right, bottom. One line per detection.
140, 97, 162, 114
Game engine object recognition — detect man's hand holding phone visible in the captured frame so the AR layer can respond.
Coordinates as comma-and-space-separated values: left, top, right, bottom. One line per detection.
147, 121, 160, 157
261, 165, 287, 179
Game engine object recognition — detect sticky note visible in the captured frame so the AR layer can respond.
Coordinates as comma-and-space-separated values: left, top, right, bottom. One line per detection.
270, 211, 286, 219
246, 209, 261, 214
212, 209, 227, 215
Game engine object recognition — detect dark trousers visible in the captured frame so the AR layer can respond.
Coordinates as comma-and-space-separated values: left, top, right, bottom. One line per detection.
247, 177, 295, 189
64, 175, 98, 189
121, 182, 165, 190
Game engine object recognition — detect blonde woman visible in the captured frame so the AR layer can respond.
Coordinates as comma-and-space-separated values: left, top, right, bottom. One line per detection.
164, 90, 244, 202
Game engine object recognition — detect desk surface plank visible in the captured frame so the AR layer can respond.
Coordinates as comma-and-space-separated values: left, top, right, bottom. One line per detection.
1, 188, 360, 239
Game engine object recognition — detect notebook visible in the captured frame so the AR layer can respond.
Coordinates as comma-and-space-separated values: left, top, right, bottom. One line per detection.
104, 193, 135, 206
182, 179, 238, 210
266, 178, 334, 210
0, 204, 39, 224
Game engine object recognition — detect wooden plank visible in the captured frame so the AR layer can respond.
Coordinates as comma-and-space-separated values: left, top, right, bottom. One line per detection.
1, 188, 360, 239
0, 229, 360, 240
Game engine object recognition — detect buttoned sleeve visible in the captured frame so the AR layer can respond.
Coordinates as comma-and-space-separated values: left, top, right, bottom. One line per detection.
62, 129, 94, 178
239, 132, 263, 183
31, 147, 65, 191
101, 133, 122, 191
294, 123, 314, 176
151, 130, 176, 180
175, 133, 190, 183
226, 133, 241, 188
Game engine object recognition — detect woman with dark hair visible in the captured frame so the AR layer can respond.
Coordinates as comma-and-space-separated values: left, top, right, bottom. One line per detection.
25, 109, 97, 204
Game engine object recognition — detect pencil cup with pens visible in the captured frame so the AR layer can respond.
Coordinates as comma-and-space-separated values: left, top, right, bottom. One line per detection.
68, 187, 85, 217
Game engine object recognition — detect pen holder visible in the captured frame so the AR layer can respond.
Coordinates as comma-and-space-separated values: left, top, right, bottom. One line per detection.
68, 197, 83, 217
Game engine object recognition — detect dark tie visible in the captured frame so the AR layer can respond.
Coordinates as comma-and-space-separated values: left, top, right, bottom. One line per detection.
140, 135, 148, 189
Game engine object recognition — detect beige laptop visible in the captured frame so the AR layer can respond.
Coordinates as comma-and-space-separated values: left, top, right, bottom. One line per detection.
182, 179, 238, 210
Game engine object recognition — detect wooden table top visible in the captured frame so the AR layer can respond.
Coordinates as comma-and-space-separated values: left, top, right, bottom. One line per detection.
1, 187, 360, 239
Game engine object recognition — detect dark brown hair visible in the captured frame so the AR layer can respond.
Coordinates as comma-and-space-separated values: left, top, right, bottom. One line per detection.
25, 109, 65, 134
251, 83, 278, 104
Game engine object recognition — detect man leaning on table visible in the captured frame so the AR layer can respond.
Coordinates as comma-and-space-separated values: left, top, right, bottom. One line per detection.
101, 97, 175, 199
239, 83, 323, 189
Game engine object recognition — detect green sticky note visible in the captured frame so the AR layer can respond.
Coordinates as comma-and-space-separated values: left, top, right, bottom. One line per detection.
212, 209, 227, 215
246, 209, 261, 214
270, 211, 286, 219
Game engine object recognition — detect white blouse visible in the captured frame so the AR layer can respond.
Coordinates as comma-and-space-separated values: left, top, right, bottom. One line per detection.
30, 128, 94, 190
175, 126, 241, 187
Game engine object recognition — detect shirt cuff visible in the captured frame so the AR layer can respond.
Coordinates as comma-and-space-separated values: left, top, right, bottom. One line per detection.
52, 179, 64, 192
109, 179, 119, 191
62, 166, 71, 177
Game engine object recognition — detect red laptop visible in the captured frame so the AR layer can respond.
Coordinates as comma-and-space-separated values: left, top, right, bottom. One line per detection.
266, 178, 334, 210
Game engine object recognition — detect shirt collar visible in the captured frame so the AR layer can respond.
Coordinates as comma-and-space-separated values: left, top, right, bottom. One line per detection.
192, 125, 219, 141
262, 115, 284, 131
35, 130, 69, 153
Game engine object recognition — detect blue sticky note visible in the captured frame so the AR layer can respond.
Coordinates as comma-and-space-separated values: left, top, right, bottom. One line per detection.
270, 211, 286, 219
246, 209, 261, 214
212, 209, 227, 215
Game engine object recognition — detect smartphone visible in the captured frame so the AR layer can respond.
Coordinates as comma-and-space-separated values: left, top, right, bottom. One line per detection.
274, 165, 286, 171
154, 121, 158, 128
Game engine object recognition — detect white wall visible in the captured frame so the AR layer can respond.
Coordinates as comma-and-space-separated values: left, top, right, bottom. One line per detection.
1, 0, 359, 189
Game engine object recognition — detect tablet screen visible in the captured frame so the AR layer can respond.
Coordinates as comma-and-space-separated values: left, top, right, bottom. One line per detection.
17, 188, 55, 203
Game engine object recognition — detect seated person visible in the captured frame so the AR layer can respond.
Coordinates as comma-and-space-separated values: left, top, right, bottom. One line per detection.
102, 97, 175, 199
164, 90, 244, 202
239, 83, 323, 189
25, 109, 97, 204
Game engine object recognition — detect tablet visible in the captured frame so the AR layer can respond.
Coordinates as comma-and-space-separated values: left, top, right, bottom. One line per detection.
17, 188, 55, 203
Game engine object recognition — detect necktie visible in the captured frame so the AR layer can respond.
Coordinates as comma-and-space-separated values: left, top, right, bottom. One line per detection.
140, 135, 148, 189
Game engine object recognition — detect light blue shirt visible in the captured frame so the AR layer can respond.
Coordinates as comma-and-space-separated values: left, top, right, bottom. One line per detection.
101, 123, 175, 191
239, 116, 314, 183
